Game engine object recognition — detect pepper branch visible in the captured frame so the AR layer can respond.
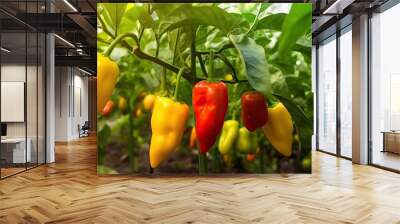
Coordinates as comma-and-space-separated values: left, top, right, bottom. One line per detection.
105, 32, 248, 84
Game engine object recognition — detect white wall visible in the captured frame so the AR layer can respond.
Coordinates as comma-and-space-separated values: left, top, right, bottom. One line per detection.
55, 67, 89, 141
1, 65, 26, 138
1, 63, 46, 164
55, 66, 69, 141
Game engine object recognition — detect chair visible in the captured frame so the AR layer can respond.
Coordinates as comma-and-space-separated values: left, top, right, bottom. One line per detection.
79, 121, 90, 138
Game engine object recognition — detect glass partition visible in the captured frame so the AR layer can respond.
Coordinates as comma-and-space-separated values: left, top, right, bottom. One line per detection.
27, 30, 38, 169
38, 32, 45, 165
317, 35, 337, 154
339, 27, 352, 158
1, 31, 27, 177
371, 4, 400, 171
0, 0, 46, 179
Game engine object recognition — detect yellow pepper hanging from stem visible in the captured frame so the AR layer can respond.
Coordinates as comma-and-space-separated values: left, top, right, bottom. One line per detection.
149, 68, 189, 168
97, 32, 139, 114
97, 53, 119, 113
262, 102, 293, 157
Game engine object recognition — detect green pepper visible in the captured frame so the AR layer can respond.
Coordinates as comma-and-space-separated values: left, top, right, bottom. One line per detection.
218, 120, 239, 155
236, 127, 258, 153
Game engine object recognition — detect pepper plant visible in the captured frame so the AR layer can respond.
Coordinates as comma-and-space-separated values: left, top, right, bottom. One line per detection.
97, 3, 312, 174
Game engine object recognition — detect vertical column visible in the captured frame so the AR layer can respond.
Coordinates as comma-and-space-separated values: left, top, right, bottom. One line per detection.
336, 29, 341, 157
352, 14, 369, 164
45, 0, 55, 163
46, 33, 55, 163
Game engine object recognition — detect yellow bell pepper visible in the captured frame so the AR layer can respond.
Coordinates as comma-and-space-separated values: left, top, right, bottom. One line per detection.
189, 127, 197, 149
143, 94, 156, 111
262, 102, 293, 157
118, 96, 127, 113
97, 53, 119, 113
149, 96, 189, 168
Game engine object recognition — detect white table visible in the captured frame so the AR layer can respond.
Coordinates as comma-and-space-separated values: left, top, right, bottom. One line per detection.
1, 138, 31, 163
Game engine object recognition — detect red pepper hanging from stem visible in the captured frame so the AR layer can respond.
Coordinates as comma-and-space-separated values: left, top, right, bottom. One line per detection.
193, 50, 228, 154
241, 91, 268, 132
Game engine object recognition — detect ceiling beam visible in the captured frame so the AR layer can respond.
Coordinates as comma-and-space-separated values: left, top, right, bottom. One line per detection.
66, 13, 96, 46
55, 55, 96, 71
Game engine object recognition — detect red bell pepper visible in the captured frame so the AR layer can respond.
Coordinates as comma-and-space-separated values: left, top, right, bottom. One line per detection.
193, 80, 228, 154
241, 91, 268, 131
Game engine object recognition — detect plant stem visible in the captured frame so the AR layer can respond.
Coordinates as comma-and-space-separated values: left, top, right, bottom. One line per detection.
260, 146, 265, 173
190, 27, 197, 79
211, 146, 220, 173
104, 32, 139, 57
231, 84, 239, 120
196, 43, 234, 55
173, 28, 181, 65
132, 47, 249, 85
160, 67, 167, 95
216, 54, 238, 82
150, 167, 154, 174
138, 26, 144, 44
128, 97, 136, 172
98, 145, 105, 165
198, 55, 208, 77
132, 47, 196, 83
199, 152, 207, 175
208, 50, 215, 80
173, 68, 185, 100
155, 36, 160, 57
232, 109, 238, 120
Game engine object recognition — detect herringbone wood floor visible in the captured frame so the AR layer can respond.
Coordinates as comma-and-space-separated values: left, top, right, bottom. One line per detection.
1, 136, 400, 224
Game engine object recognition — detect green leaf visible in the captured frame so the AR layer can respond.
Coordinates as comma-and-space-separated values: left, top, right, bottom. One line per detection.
246, 3, 271, 34
97, 5, 114, 37
230, 34, 271, 98
160, 5, 242, 35
151, 3, 182, 20
101, 3, 129, 36
168, 26, 195, 64
271, 73, 290, 97
255, 13, 287, 31
240, 12, 256, 24
278, 4, 312, 59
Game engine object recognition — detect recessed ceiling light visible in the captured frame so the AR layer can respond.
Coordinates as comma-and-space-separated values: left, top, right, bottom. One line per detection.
54, 34, 75, 48
1, 47, 11, 53
78, 67, 93, 76
322, 0, 353, 15
63, 0, 78, 12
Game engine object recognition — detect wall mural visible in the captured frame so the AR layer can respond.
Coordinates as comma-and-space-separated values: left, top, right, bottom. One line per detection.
97, 3, 313, 175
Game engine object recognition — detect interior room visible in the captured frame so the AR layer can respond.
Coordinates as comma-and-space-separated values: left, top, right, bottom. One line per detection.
0, 8, 46, 178
0, 0, 399, 223
370, 3, 400, 171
